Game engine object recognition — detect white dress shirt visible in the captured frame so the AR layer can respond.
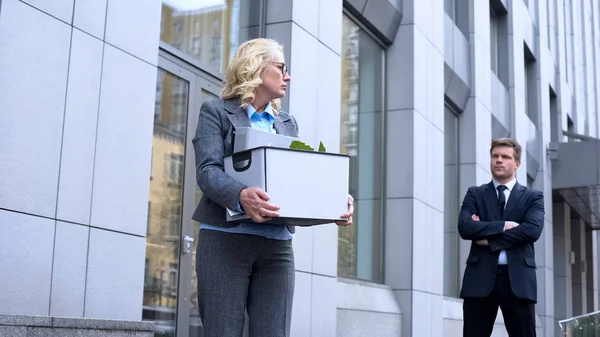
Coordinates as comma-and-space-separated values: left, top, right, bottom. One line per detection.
493, 178, 516, 265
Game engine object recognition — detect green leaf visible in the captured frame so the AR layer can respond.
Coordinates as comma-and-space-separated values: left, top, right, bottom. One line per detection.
318, 141, 326, 152
290, 140, 320, 151
289, 140, 304, 149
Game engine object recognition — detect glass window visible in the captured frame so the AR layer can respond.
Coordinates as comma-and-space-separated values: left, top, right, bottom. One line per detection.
490, 11, 499, 75
524, 50, 538, 126
143, 69, 189, 336
160, 0, 260, 74
445, 0, 469, 36
443, 106, 460, 297
490, 7, 509, 87
338, 15, 385, 282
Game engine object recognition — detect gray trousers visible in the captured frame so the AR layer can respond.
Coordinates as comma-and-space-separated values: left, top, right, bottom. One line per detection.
196, 229, 295, 337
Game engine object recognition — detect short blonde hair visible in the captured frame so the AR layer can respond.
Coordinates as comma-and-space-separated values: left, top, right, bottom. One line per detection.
220, 38, 285, 114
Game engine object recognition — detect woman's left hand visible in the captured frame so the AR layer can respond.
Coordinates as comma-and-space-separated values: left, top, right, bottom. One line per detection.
335, 194, 354, 227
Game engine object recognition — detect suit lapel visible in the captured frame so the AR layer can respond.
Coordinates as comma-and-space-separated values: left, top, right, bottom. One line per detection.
223, 98, 295, 137
273, 114, 293, 136
485, 182, 502, 220
224, 98, 251, 128
503, 183, 525, 220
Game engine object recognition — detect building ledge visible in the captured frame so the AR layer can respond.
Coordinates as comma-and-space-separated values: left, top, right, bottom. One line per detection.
550, 132, 600, 229
0, 314, 154, 336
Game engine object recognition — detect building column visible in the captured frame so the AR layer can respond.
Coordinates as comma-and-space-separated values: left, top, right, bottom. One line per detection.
585, 228, 595, 312
384, 0, 445, 336
530, 0, 557, 334
571, 217, 587, 316
263, 1, 344, 336
553, 201, 573, 335
458, 0, 496, 287
597, 231, 600, 309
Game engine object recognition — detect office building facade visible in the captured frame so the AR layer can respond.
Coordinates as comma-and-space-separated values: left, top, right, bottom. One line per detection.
1, 0, 600, 336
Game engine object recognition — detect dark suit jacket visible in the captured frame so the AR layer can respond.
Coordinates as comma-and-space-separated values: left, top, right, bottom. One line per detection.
191, 97, 300, 230
458, 181, 545, 302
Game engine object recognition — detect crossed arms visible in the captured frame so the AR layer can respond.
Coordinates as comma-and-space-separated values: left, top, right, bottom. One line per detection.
457, 187, 545, 251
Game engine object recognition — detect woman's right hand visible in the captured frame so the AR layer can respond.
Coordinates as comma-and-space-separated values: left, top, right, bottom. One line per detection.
239, 187, 280, 223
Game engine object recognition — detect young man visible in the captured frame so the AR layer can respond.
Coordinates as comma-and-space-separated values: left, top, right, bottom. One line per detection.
458, 138, 545, 337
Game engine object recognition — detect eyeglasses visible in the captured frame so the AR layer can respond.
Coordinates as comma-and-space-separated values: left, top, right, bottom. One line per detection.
271, 62, 289, 76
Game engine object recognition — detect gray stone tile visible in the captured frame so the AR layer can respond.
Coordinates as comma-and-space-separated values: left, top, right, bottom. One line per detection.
73, 0, 108, 39
265, 21, 292, 112
52, 317, 153, 331
318, 0, 342, 55
0, 212, 55, 316
50, 222, 89, 317
0, 0, 70, 218
90, 45, 156, 236
0, 326, 26, 337
385, 109, 415, 199
0, 314, 52, 327
386, 26, 416, 111
287, 23, 319, 144
337, 309, 401, 337
104, 0, 161, 65
84, 229, 146, 321
384, 198, 413, 290
28, 327, 139, 337
291, 0, 319, 37
311, 275, 336, 336
266, 0, 292, 24
56, 28, 103, 225
290, 272, 311, 337
20, 0, 74, 23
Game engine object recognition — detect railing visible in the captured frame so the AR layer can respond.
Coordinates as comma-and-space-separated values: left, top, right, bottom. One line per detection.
559, 311, 600, 336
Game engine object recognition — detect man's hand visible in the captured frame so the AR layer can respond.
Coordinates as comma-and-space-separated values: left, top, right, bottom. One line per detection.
471, 214, 488, 245
335, 195, 354, 227
504, 221, 520, 231
470, 215, 519, 245
239, 187, 280, 223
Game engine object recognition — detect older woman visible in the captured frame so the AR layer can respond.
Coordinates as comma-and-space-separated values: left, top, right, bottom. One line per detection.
192, 38, 353, 337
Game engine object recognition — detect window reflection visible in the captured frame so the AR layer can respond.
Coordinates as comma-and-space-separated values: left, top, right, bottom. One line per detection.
188, 89, 219, 337
338, 15, 385, 282
443, 106, 460, 297
143, 69, 189, 337
160, 0, 260, 74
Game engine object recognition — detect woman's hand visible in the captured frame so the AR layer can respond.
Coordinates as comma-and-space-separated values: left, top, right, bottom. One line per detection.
239, 187, 280, 223
335, 194, 354, 227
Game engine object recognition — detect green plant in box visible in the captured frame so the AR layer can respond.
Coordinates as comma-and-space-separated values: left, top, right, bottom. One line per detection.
289, 140, 327, 152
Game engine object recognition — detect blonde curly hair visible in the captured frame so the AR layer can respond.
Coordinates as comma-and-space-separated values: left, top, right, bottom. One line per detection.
220, 38, 285, 114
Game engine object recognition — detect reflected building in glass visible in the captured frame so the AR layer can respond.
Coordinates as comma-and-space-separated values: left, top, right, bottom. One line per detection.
160, 0, 252, 74
143, 69, 189, 335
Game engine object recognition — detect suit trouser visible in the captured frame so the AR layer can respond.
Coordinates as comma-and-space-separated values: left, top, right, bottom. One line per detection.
196, 229, 295, 337
463, 265, 536, 337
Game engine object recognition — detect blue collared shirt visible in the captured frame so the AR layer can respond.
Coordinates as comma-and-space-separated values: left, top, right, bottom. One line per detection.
200, 103, 294, 240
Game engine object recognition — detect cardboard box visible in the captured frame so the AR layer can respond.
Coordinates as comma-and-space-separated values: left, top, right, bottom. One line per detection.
233, 127, 299, 153
224, 146, 350, 226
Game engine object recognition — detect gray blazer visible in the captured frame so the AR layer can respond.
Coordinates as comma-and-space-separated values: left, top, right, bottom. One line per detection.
191, 97, 300, 231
